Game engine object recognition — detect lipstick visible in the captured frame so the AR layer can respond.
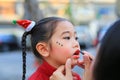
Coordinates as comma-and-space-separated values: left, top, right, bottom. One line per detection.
80, 51, 84, 55
80, 51, 92, 61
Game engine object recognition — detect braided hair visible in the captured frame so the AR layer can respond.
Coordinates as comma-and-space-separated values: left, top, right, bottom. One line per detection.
22, 31, 30, 80
21, 17, 68, 80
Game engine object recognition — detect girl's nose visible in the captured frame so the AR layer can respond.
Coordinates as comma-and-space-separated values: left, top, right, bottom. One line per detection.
73, 40, 79, 48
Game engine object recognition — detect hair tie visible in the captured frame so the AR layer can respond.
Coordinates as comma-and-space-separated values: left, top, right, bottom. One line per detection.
12, 19, 36, 32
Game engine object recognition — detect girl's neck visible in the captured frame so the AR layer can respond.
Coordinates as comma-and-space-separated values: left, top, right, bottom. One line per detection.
43, 58, 60, 68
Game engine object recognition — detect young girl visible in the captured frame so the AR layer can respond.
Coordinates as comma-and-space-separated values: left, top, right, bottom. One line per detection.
13, 17, 82, 80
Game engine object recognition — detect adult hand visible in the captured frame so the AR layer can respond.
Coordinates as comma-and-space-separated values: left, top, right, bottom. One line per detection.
49, 59, 73, 80
78, 51, 93, 80
77, 51, 93, 69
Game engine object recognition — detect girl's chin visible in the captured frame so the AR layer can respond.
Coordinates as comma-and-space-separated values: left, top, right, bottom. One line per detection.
71, 58, 79, 68
71, 55, 79, 62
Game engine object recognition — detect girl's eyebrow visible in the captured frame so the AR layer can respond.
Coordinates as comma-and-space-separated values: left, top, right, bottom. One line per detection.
61, 31, 70, 35
61, 31, 76, 36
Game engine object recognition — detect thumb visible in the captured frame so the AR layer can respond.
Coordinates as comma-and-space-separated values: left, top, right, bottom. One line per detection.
83, 54, 91, 69
50, 65, 65, 80
82, 54, 92, 80
55, 65, 65, 73
65, 59, 73, 79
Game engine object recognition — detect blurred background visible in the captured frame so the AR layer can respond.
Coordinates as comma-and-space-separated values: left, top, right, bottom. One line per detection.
0, 0, 119, 80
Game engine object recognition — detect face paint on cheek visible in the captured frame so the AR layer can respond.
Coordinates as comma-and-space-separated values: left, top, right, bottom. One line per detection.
56, 41, 63, 46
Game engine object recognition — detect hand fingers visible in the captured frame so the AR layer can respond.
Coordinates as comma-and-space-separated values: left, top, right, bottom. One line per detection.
50, 65, 65, 80
65, 59, 73, 79
82, 54, 92, 80
83, 54, 91, 69
77, 60, 85, 69
51, 59, 73, 80
54, 65, 65, 77
83, 51, 93, 68
77, 50, 93, 69
82, 51, 94, 61
70, 55, 80, 68
56, 65, 65, 72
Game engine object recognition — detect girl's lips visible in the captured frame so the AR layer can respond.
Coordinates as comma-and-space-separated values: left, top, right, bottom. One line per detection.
73, 50, 80, 55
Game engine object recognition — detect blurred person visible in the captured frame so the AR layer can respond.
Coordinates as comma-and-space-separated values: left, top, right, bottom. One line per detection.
49, 19, 120, 80
13, 17, 86, 80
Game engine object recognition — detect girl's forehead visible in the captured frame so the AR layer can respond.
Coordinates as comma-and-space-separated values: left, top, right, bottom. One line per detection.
53, 21, 75, 37
55, 21, 74, 30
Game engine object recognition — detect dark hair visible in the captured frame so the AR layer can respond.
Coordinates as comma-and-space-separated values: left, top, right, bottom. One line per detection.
93, 19, 120, 80
21, 17, 69, 80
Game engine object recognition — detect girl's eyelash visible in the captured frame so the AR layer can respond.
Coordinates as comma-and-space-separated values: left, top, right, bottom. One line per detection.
75, 37, 78, 40
63, 36, 78, 40
63, 37, 70, 40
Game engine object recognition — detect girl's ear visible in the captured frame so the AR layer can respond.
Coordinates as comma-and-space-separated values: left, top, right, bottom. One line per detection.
36, 42, 49, 57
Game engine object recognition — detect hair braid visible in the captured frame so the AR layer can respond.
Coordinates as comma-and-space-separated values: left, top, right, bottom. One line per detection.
22, 31, 30, 80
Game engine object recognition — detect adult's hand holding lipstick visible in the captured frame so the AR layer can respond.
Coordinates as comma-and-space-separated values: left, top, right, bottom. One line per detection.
80, 51, 93, 61
77, 51, 94, 69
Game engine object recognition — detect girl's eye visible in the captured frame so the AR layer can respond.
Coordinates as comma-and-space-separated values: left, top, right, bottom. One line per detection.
63, 37, 70, 40
75, 37, 78, 40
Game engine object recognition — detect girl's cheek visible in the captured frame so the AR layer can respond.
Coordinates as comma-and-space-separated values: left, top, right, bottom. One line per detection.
62, 48, 71, 54
50, 41, 72, 58
56, 47, 71, 55
53, 46, 72, 57
55, 41, 72, 54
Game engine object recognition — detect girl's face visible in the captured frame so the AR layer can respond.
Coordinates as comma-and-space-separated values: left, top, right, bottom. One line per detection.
47, 21, 80, 68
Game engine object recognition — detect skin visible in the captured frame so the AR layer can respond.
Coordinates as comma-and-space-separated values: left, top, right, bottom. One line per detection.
49, 51, 93, 80
50, 59, 73, 80
36, 21, 80, 68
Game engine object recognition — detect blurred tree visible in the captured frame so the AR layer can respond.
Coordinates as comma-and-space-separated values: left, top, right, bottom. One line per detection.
65, 0, 85, 25
65, 3, 74, 23
23, 0, 44, 21
115, 0, 120, 18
